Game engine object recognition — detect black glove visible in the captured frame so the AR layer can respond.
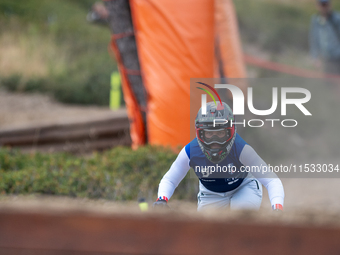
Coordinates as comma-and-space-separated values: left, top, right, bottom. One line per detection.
153, 198, 169, 208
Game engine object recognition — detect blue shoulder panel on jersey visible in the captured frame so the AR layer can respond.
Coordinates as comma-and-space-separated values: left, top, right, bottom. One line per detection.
233, 133, 247, 158
185, 143, 191, 159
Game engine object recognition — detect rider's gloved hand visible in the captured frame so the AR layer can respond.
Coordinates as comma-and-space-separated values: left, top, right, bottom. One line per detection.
272, 204, 283, 212
153, 197, 169, 208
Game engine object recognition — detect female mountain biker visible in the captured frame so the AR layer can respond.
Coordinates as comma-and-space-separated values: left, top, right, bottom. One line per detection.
154, 101, 284, 211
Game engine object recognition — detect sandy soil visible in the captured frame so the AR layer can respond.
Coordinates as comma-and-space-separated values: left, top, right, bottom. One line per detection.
0, 89, 126, 131
264, 178, 340, 213
1, 178, 340, 223
1, 193, 340, 227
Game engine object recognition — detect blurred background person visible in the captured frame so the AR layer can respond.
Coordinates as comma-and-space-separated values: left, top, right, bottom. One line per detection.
310, 0, 340, 75
87, 1, 109, 25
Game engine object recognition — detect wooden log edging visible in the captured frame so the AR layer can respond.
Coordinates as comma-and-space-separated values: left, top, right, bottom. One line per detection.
1, 208, 340, 255
0, 113, 131, 153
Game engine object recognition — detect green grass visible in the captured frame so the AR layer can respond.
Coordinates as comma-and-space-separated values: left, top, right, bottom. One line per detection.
0, 0, 116, 105
0, 146, 198, 201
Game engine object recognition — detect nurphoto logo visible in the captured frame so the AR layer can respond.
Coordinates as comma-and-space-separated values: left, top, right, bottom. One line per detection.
197, 82, 312, 128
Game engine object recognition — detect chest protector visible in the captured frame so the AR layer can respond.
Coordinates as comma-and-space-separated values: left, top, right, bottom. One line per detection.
187, 134, 248, 192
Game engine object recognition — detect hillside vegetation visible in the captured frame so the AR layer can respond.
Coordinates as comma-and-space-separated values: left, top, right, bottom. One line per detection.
0, 0, 115, 105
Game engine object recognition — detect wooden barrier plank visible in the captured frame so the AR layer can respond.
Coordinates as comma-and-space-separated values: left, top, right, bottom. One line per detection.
0, 247, 116, 255
0, 121, 129, 146
0, 210, 340, 255
17, 135, 131, 153
0, 116, 128, 139
0, 112, 131, 152
0, 110, 125, 134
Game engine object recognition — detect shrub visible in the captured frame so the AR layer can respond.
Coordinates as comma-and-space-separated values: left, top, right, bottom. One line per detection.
0, 74, 22, 91
0, 146, 198, 201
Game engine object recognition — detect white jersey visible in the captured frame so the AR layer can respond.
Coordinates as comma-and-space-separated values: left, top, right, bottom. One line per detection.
158, 138, 285, 209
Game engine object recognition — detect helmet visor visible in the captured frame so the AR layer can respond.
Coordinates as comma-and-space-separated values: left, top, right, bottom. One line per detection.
202, 128, 231, 145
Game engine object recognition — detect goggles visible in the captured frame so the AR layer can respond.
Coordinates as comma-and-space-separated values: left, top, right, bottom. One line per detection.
202, 128, 231, 145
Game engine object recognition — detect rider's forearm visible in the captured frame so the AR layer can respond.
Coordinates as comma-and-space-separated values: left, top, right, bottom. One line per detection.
157, 147, 191, 200
239, 145, 285, 208
260, 177, 284, 207
158, 178, 177, 201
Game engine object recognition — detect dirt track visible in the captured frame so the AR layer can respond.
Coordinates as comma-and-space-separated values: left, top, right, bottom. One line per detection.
0, 194, 339, 224
1, 90, 340, 214
0, 89, 117, 130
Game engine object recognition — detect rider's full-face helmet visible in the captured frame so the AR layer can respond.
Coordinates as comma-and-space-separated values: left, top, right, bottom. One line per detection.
195, 101, 236, 163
